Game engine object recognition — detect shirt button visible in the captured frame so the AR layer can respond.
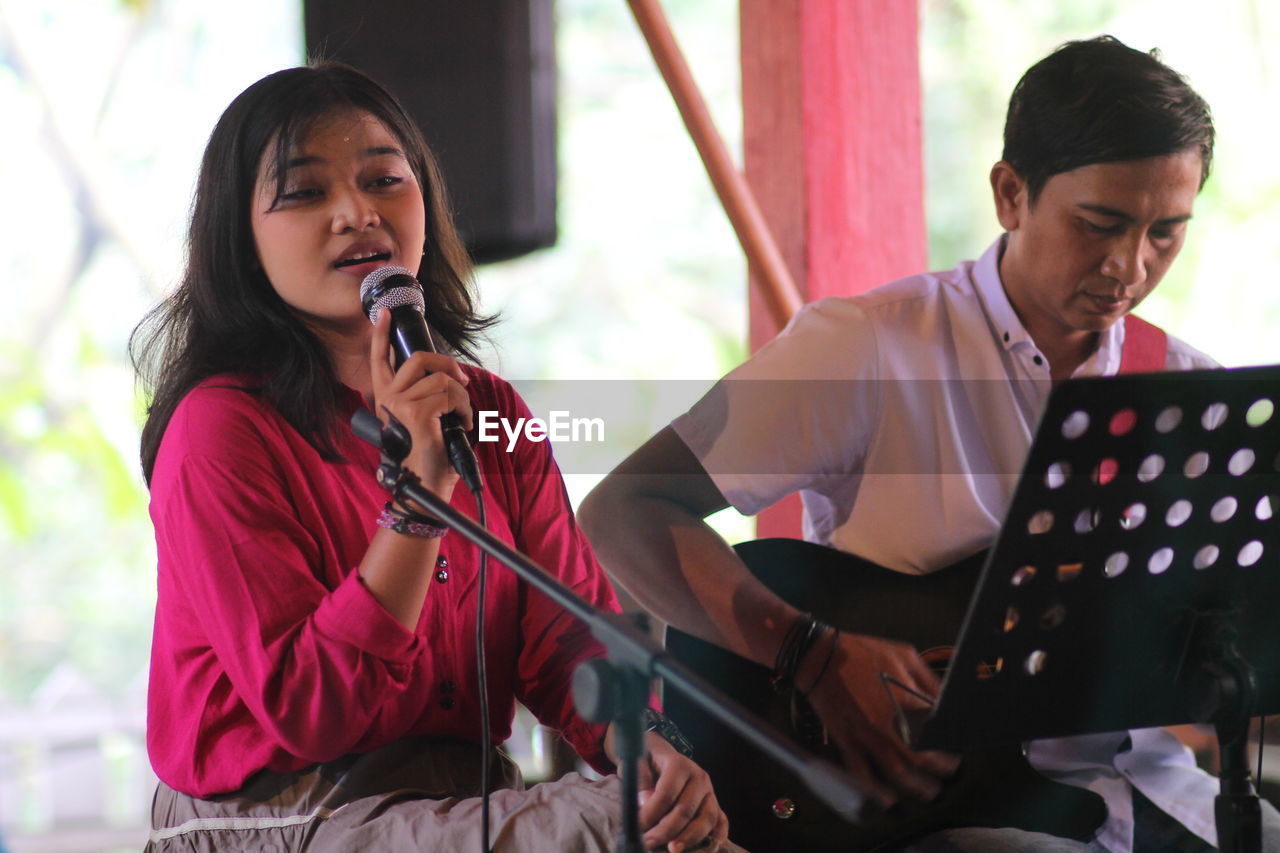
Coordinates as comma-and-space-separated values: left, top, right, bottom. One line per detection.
1003, 331, 1011, 343
435, 568, 449, 583
1033, 355, 1044, 366
441, 696, 455, 710
436, 556, 448, 568
441, 681, 456, 693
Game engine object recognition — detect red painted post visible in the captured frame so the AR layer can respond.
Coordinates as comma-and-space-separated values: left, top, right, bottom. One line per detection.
742, 0, 925, 538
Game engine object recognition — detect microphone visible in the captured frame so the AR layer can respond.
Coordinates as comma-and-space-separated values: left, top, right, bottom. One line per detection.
360, 265, 483, 495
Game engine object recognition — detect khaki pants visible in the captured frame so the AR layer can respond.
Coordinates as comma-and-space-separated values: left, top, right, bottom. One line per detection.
146, 737, 741, 852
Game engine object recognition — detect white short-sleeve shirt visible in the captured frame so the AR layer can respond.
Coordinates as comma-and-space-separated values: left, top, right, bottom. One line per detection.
673, 236, 1220, 852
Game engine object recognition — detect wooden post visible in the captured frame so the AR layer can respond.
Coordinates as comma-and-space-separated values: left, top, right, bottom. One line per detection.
742, 0, 926, 538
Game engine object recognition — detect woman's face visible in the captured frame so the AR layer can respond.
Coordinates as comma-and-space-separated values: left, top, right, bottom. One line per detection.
250, 109, 427, 339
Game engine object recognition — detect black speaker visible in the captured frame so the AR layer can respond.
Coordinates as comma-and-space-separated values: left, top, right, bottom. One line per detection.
304, 0, 557, 264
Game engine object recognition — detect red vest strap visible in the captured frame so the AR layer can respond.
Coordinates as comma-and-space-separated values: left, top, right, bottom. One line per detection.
1118, 314, 1168, 374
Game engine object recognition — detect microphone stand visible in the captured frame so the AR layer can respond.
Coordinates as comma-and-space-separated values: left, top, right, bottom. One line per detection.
352, 409, 865, 853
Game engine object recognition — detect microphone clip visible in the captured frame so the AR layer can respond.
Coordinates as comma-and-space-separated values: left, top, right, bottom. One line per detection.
372, 408, 421, 498
376, 407, 413, 464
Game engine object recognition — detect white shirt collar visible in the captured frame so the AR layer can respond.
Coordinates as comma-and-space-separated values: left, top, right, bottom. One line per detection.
970, 234, 1124, 377
970, 234, 1029, 354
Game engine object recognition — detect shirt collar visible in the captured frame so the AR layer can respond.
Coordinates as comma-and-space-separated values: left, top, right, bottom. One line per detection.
970, 234, 1124, 376
971, 234, 1031, 354
1082, 316, 1124, 377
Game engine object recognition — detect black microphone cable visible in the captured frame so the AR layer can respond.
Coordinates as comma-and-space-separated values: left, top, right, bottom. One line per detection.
474, 493, 492, 853
359, 267, 494, 852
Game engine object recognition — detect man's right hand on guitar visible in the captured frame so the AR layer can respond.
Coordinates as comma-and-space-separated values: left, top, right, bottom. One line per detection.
796, 629, 961, 811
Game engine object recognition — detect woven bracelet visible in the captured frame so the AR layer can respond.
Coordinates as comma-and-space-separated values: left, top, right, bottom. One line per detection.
377, 503, 448, 539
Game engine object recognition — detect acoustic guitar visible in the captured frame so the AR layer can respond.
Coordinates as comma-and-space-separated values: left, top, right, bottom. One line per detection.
664, 538, 1106, 852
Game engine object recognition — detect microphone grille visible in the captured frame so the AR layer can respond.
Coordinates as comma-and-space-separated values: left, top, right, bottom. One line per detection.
359, 265, 424, 324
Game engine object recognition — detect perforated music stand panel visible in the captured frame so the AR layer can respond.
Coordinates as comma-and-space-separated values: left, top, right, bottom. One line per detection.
916, 365, 1280, 751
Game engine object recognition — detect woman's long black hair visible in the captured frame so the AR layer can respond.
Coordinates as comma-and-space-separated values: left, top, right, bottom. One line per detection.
130, 62, 493, 484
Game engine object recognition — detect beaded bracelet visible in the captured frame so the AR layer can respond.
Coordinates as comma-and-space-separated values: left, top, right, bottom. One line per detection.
377, 502, 449, 539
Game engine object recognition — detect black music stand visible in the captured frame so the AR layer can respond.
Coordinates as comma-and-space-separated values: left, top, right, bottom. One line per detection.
915, 364, 1280, 853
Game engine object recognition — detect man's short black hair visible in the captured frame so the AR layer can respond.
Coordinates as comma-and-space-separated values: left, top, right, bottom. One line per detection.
1003, 35, 1214, 203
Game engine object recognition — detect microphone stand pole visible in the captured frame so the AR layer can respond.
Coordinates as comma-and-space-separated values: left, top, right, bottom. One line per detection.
352, 409, 864, 852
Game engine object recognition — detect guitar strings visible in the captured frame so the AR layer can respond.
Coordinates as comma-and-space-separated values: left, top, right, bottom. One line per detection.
880, 672, 938, 744
880, 672, 938, 706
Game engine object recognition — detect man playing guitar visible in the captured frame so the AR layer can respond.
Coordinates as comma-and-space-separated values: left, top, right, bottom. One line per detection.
580, 36, 1280, 852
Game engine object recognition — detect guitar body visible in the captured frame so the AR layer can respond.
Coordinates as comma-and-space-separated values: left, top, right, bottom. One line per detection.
664, 538, 1106, 852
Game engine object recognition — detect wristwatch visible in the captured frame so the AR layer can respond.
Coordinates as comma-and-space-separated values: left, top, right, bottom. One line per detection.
643, 709, 695, 758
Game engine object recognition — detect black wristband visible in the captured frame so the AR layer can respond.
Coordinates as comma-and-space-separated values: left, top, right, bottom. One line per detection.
798, 627, 840, 695
384, 500, 444, 527
771, 612, 829, 692
643, 708, 695, 758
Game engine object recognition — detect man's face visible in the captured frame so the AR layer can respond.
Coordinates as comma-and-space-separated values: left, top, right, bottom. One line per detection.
992, 150, 1203, 347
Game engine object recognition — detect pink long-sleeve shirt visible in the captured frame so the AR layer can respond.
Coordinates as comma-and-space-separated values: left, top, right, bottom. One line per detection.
147, 369, 618, 797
